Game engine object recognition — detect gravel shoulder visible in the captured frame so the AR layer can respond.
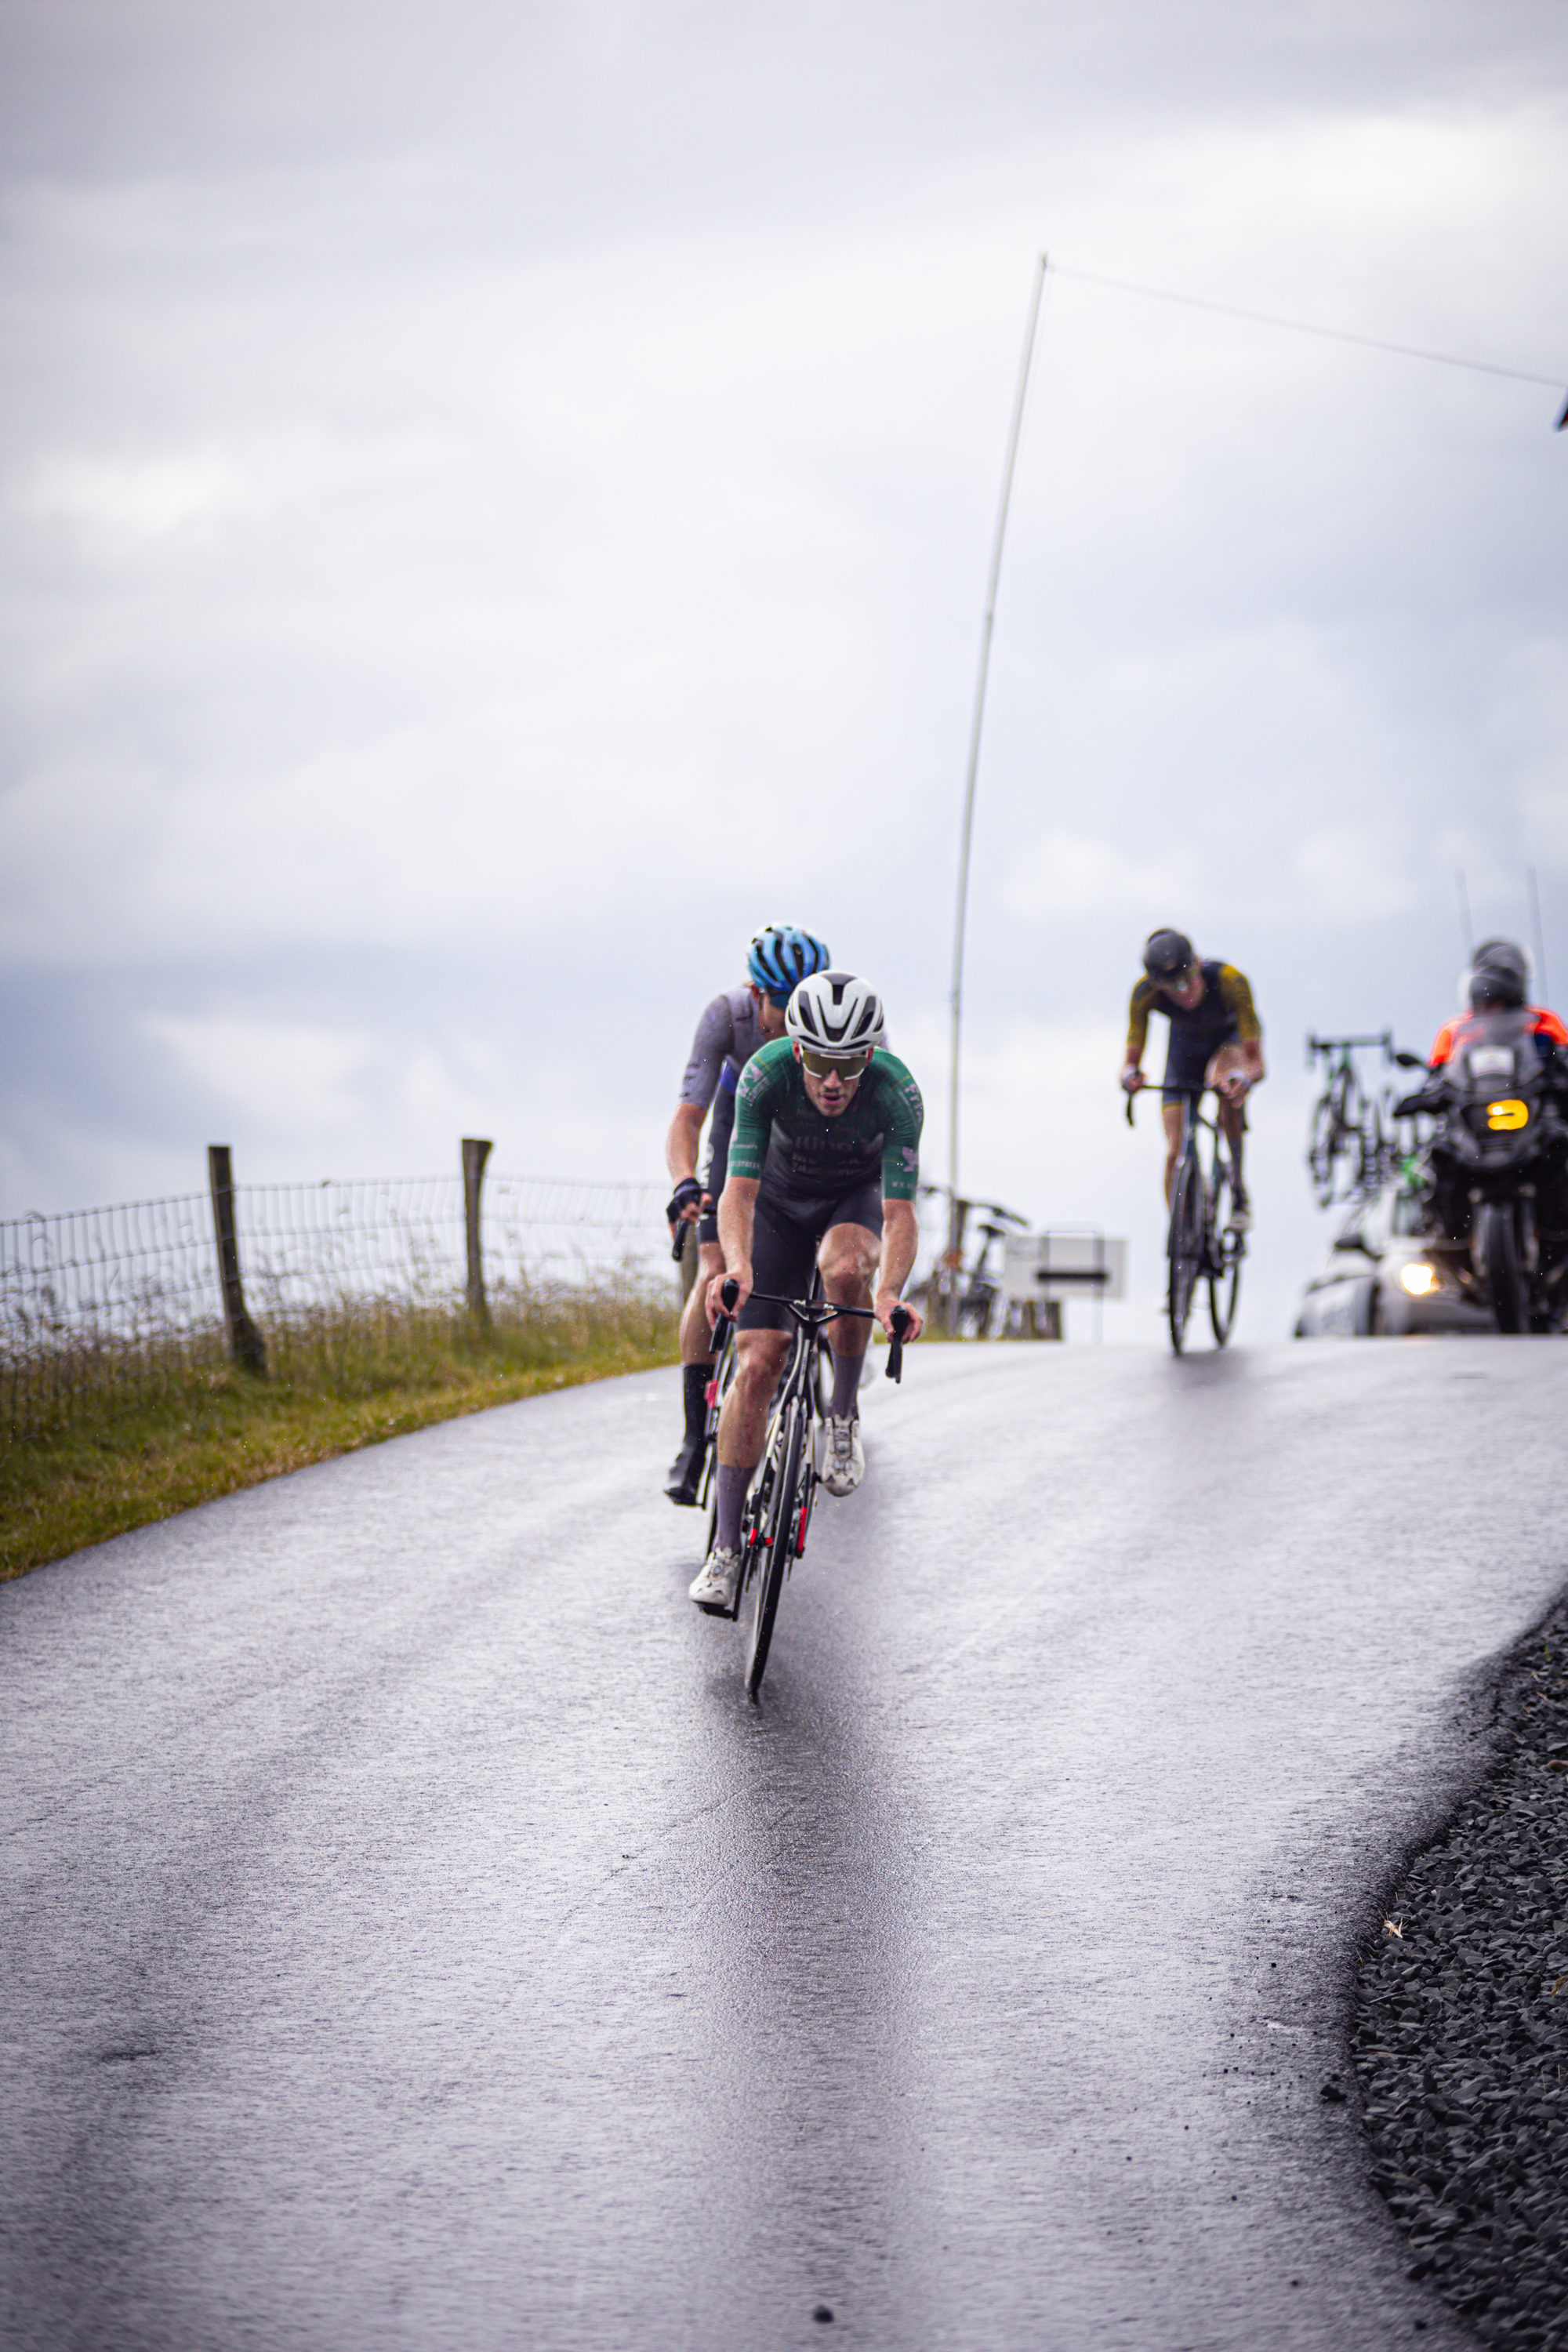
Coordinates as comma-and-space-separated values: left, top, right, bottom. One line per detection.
1353, 1602, 1568, 2350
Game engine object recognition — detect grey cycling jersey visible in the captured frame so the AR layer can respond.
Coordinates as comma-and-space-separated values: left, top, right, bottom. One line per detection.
677, 985, 765, 1109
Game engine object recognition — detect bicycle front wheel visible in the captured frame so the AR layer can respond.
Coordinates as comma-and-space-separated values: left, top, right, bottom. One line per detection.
695, 1330, 738, 1522
1207, 1156, 1243, 1345
746, 1397, 804, 1699
1167, 1160, 1203, 1355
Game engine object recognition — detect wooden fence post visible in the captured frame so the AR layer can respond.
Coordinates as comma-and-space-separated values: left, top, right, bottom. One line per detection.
462, 1138, 493, 1326
207, 1145, 267, 1374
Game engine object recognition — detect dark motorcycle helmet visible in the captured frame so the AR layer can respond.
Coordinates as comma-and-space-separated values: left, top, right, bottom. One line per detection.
1466, 936, 1530, 1011
1143, 927, 1195, 984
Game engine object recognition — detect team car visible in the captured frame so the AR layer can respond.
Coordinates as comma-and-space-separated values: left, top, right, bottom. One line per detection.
1292, 1174, 1494, 1338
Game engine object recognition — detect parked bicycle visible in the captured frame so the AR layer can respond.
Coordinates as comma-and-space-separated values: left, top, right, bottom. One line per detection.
707, 1276, 908, 1697
1129, 1083, 1244, 1353
916, 1184, 1029, 1335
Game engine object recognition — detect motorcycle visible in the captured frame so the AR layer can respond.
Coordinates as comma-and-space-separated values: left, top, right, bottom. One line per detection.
1396, 1011, 1568, 1334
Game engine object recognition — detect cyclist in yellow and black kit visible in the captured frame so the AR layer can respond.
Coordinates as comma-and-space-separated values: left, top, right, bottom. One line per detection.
1120, 928, 1265, 1229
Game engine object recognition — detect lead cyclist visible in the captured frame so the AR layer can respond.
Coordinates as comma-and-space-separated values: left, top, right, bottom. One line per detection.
688, 971, 925, 1617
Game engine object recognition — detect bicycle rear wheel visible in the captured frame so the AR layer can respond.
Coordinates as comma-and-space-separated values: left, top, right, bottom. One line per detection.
1167, 1160, 1203, 1355
746, 1396, 804, 1699
1306, 1096, 1338, 1205
1207, 1155, 1243, 1345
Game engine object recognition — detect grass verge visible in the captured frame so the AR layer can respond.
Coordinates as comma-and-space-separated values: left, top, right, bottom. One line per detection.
2, 1290, 678, 1583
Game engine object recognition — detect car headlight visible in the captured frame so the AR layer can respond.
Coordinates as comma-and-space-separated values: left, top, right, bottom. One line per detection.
1399, 1261, 1438, 1298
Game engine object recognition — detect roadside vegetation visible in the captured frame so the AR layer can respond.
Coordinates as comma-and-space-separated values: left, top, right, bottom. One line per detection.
2, 1283, 677, 1583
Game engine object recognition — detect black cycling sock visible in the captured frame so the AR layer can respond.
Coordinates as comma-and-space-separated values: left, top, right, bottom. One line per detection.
717, 1464, 746, 1554
829, 1348, 862, 1420
681, 1360, 710, 1443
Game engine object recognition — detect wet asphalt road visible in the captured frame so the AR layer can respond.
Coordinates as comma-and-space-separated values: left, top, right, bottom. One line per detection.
3, 1341, 1566, 2352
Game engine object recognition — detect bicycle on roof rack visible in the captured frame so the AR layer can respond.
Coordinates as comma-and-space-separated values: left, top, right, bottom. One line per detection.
1305, 1033, 1428, 1206
707, 1275, 909, 1699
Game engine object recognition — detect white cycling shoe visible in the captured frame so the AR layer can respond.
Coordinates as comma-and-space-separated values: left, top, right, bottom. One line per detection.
822, 1414, 865, 1498
1227, 1186, 1252, 1233
688, 1545, 742, 1617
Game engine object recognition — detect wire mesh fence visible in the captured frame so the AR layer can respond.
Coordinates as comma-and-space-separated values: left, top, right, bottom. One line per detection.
2, 1166, 672, 1441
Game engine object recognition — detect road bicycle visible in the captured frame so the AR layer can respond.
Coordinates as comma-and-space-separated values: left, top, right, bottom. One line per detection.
1305, 1033, 1430, 1207
914, 1184, 1029, 1335
708, 1277, 909, 1698
1305, 1033, 1391, 1205
691, 1283, 831, 1548
1128, 1082, 1245, 1353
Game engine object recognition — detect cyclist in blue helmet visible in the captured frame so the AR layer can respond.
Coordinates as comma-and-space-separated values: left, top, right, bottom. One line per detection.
663, 924, 830, 1503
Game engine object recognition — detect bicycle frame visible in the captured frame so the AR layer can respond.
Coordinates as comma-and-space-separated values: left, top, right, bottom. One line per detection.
1127, 1081, 1244, 1353
707, 1279, 908, 1695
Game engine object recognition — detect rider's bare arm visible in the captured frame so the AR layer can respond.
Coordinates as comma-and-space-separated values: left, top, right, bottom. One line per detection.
665, 1101, 706, 1190
663, 1101, 710, 1238
876, 1199, 924, 1340
1219, 1040, 1266, 1101
710, 1176, 759, 1319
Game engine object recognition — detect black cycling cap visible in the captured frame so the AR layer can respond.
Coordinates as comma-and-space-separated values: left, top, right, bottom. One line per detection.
1143, 928, 1195, 982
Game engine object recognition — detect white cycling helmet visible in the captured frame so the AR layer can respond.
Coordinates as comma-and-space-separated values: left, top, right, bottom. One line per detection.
786, 969, 886, 1054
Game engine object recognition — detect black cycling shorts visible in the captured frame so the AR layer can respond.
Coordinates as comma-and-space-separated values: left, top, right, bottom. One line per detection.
737, 1181, 884, 1333
696, 1085, 736, 1246
1163, 1021, 1241, 1105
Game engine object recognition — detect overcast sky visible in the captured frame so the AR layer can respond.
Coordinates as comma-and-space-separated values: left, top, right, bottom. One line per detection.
3, 0, 1566, 1341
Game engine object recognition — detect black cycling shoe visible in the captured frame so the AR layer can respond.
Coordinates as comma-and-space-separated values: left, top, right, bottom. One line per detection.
664, 1434, 705, 1507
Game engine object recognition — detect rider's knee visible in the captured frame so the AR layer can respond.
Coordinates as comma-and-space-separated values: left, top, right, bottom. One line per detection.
819, 1232, 877, 1294
736, 1332, 787, 1390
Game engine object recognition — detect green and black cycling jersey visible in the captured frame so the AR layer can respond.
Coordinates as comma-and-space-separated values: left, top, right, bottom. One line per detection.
728, 1039, 923, 1205
1127, 960, 1260, 1069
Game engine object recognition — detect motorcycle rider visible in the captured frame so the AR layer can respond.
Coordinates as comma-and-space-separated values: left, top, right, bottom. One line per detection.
1427, 938, 1568, 1070
1411, 939, 1568, 1251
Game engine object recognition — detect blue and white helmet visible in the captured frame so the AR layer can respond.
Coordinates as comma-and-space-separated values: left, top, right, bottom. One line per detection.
747, 924, 831, 1004
785, 969, 885, 1054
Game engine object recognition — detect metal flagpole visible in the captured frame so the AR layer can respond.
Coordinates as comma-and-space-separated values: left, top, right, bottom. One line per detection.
1527, 865, 1550, 1004
946, 252, 1048, 1323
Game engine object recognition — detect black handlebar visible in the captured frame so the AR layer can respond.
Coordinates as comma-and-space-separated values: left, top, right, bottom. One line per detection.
707, 1274, 741, 1356
708, 1276, 912, 1381
667, 1178, 706, 1261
